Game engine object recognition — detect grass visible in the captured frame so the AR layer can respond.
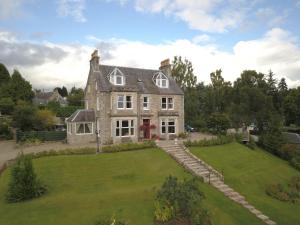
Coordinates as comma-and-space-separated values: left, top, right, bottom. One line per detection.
190, 142, 300, 225
0, 148, 263, 225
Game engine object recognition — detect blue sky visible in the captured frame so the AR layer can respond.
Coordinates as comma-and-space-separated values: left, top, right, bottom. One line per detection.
0, 0, 300, 89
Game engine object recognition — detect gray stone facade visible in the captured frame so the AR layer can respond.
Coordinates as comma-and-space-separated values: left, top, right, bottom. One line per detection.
67, 50, 184, 145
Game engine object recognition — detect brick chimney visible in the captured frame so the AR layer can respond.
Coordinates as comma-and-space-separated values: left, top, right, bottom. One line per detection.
159, 58, 171, 76
90, 50, 100, 70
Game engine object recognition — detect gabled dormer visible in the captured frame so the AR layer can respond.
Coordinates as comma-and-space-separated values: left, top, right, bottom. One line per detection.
109, 68, 125, 86
153, 71, 169, 88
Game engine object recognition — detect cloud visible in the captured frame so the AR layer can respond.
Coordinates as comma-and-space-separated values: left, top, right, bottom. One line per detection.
256, 7, 288, 27
57, 0, 86, 22
129, 0, 253, 33
0, 0, 25, 20
1, 28, 300, 90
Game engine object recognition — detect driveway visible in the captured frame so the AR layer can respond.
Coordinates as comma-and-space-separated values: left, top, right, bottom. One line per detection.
0, 141, 97, 169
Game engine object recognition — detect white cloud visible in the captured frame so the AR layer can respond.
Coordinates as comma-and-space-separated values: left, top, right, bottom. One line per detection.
1, 28, 300, 90
131, 0, 248, 33
0, 0, 25, 20
256, 7, 288, 27
192, 34, 211, 44
57, 0, 87, 22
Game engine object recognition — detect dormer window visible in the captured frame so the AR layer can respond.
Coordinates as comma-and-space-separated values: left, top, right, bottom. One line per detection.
153, 72, 169, 88
109, 68, 125, 85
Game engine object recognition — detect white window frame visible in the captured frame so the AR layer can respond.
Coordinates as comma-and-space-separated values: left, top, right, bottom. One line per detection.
143, 96, 150, 110
153, 72, 169, 88
96, 96, 100, 111
95, 81, 98, 91
117, 95, 132, 109
161, 97, 174, 110
109, 68, 125, 86
75, 122, 93, 135
115, 119, 135, 137
160, 118, 176, 134
67, 123, 72, 134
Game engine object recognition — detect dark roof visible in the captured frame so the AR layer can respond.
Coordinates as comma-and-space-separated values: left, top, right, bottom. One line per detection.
283, 132, 300, 144
95, 65, 183, 95
35, 92, 53, 100
66, 109, 95, 122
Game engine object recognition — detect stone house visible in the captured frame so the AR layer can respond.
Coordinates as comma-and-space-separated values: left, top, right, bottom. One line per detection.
66, 50, 184, 144
33, 89, 68, 106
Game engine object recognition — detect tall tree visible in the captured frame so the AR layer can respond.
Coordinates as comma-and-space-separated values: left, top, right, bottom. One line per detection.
61, 86, 68, 97
171, 56, 197, 90
67, 87, 84, 106
0, 63, 10, 86
8, 70, 34, 103
278, 78, 288, 95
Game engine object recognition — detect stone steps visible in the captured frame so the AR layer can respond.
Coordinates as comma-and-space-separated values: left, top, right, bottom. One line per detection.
157, 140, 277, 225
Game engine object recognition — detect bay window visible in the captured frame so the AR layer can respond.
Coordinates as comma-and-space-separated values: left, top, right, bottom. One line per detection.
76, 122, 93, 134
161, 118, 176, 134
116, 119, 134, 137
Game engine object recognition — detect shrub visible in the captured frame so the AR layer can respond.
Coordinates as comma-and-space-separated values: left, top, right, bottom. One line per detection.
0, 118, 13, 140
95, 217, 129, 225
178, 132, 189, 139
154, 176, 212, 225
101, 141, 156, 153
30, 147, 96, 158
290, 157, 300, 171
6, 154, 46, 203
184, 135, 235, 147
266, 177, 300, 203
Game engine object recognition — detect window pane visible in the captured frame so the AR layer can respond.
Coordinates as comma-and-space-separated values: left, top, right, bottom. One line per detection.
143, 97, 147, 103
130, 128, 134, 135
85, 123, 92, 133
116, 128, 120, 136
122, 120, 129, 127
116, 120, 119, 127
118, 101, 124, 108
76, 124, 84, 133
126, 101, 132, 108
162, 79, 166, 87
162, 126, 166, 133
122, 128, 129, 136
116, 76, 122, 84
168, 126, 175, 133
162, 98, 166, 103
131, 120, 134, 127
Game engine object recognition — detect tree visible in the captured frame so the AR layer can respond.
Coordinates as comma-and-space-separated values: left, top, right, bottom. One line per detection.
171, 56, 197, 90
67, 87, 84, 106
207, 112, 230, 134
8, 70, 34, 103
0, 63, 10, 86
0, 97, 14, 115
36, 109, 55, 130
6, 154, 46, 203
278, 78, 288, 94
12, 101, 38, 131
61, 86, 68, 97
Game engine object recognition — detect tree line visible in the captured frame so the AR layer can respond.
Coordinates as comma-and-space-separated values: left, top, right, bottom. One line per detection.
0, 63, 84, 138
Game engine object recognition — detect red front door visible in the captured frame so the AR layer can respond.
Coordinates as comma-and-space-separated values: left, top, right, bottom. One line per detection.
143, 119, 150, 139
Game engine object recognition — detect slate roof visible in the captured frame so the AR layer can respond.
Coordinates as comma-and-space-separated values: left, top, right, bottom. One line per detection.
66, 109, 95, 123
283, 132, 300, 144
95, 65, 183, 95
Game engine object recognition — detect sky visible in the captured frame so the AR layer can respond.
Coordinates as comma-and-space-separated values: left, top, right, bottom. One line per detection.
0, 0, 300, 90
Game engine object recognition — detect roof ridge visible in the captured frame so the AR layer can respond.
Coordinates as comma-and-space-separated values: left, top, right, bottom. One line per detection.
100, 64, 159, 72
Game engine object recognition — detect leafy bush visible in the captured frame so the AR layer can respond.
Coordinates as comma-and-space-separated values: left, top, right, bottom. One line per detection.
30, 147, 96, 158
266, 177, 300, 203
0, 118, 13, 140
101, 141, 156, 153
6, 154, 46, 203
290, 157, 300, 171
178, 132, 189, 139
184, 135, 235, 147
154, 176, 211, 225
207, 112, 230, 134
95, 217, 129, 225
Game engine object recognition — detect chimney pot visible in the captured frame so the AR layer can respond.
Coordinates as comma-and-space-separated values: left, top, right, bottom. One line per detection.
160, 58, 170, 68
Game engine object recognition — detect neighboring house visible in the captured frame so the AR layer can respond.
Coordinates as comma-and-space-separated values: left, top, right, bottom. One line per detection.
33, 89, 68, 106
283, 132, 300, 146
66, 50, 184, 144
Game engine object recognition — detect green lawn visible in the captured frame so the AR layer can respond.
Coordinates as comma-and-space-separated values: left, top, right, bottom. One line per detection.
190, 142, 300, 225
0, 149, 263, 225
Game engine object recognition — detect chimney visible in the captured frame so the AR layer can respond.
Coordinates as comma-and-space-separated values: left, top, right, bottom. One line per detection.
159, 58, 171, 76
90, 50, 100, 69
